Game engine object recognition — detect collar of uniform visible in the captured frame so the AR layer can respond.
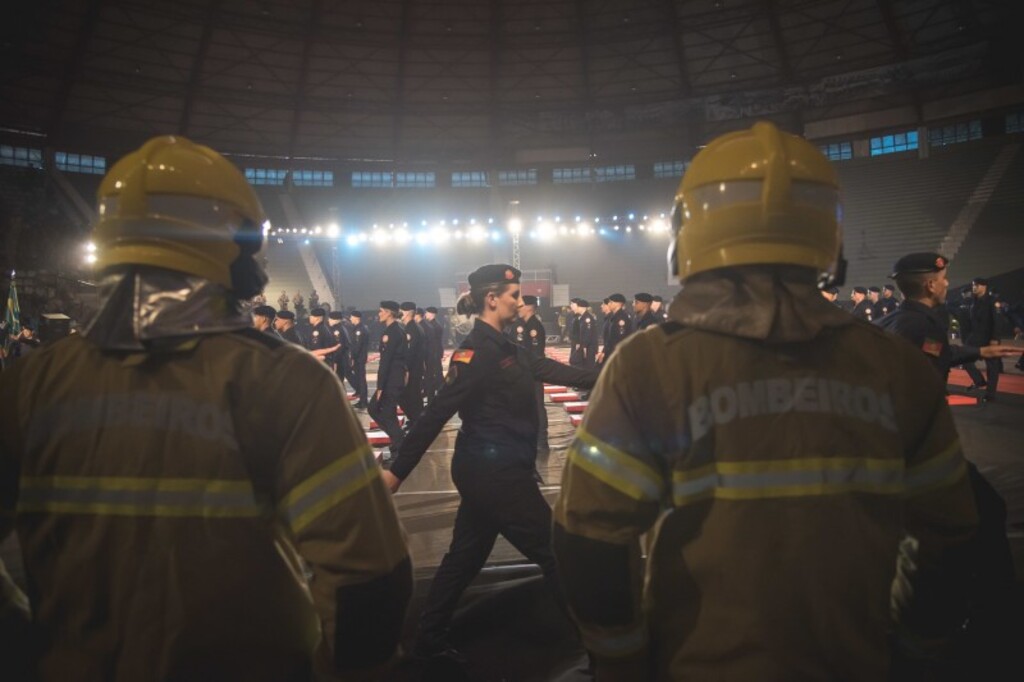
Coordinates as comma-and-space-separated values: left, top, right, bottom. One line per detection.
473, 317, 515, 350
667, 265, 855, 342
901, 298, 947, 322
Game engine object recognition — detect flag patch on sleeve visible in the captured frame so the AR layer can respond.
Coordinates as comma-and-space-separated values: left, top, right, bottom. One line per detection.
452, 350, 475, 364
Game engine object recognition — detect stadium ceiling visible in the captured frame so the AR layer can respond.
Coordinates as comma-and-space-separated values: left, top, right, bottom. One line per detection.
0, 0, 1018, 165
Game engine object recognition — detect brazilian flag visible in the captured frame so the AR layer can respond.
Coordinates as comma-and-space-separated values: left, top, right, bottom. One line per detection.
3, 271, 21, 356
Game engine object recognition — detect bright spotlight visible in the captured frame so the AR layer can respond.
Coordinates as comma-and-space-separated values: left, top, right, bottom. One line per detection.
508, 218, 523, 234
326, 224, 340, 238
84, 253, 97, 264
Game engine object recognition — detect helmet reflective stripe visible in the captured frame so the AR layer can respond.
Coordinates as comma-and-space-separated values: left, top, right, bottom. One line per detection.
92, 135, 266, 290
669, 121, 842, 285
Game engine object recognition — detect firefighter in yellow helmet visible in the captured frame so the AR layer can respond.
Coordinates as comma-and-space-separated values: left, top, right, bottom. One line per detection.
0, 136, 411, 681
553, 122, 979, 680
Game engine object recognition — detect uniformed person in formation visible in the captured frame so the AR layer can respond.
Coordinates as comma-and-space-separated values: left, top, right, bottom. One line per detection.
597, 293, 634, 364
370, 300, 407, 462
877, 283, 900, 317
327, 310, 352, 388
568, 299, 583, 366
575, 299, 600, 368
398, 301, 425, 425
252, 304, 283, 340
422, 307, 445, 401
347, 310, 370, 409
379, 264, 598, 666
651, 295, 670, 323
633, 292, 659, 330
553, 122, 978, 681
273, 309, 305, 345
305, 307, 339, 361
821, 285, 841, 305
850, 285, 873, 321
0, 135, 411, 681
877, 254, 1020, 388
518, 295, 549, 454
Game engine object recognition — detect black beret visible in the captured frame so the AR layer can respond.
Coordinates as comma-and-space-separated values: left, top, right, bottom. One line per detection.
400, 301, 416, 311
867, 286, 880, 293
575, 298, 589, 308
972, 277, 989, 286
348, 309, 362, 318
634, 292, 653, 303
379, 300, 400, 313
602, 297, 611, 304
328, 310, 345, 320
468, 263, 520, 289
521, 295, 538, 306
276, 310, 295, 320
882, 284, 895, 292
889, 252, 949, 278
425, 306, 438, 314
252, 305, 276, 318
652, 295, 663, 303
852, 286, 867, 295
609, 293, 627, 304
309, 307, 326, 317
415, 308, 425, 316
826, 286, 840, 295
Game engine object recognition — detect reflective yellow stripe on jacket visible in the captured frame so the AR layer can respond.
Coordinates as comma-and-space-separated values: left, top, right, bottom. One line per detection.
568, 427, 663, 502
278, 443, 380, 533
17, 476, 264, 518
571, 427, 966, 507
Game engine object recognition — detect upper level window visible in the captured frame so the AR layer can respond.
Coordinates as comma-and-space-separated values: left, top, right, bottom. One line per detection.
819, 142, 853, 161
56, 152, 106, 175
594, 165, 635, 182
497, 169, 537, 186
0, 145, 43, 169
352, 171, 393, 188
653, 160, 687, 178
245, 168, 287, 186
929, 120, 982, 147
452, 171, 488, 188
1007, 111, 1023, 134
395, 172, 435, 188
553, 167, 591, 184
293, 170, 334, 187
869, 130, 918, 156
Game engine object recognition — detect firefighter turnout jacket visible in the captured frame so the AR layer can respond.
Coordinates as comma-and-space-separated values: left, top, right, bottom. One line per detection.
0, 328, 411, 681
553, 266, 978, 681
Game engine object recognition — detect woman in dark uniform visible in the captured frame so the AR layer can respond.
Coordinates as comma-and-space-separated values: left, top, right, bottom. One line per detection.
381, 263, 599, 662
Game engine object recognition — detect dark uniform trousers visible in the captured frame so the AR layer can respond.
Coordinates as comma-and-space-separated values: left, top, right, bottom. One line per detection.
369, 386, 404, 453
417, 439, 564, 652
347, 361, 368, 405
399, 368, 424, 424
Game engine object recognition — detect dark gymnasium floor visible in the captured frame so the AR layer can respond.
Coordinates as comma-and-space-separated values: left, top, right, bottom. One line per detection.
2, 348, 1022, 681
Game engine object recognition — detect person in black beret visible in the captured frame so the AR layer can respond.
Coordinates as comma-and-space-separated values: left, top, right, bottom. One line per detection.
326, 310, 352, 389
820, 286, 840, 305
422, 307, 445, 401
518, 293, 549, 454
651, 294, 669, 323
304, 306, 339, 361
380, 263, 599, 665
878, 253, 1019, 392
347, 310, 370, 408
273, 309, 306, 346
633, 293, 658, 331
850, 286, 873, 321
963, 276, 1004, 400
370, 300, 408, 459
397, 301, 426, 425
598, 293, 634, 363
877, 283, 899, 317
251, 305, 283, 339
